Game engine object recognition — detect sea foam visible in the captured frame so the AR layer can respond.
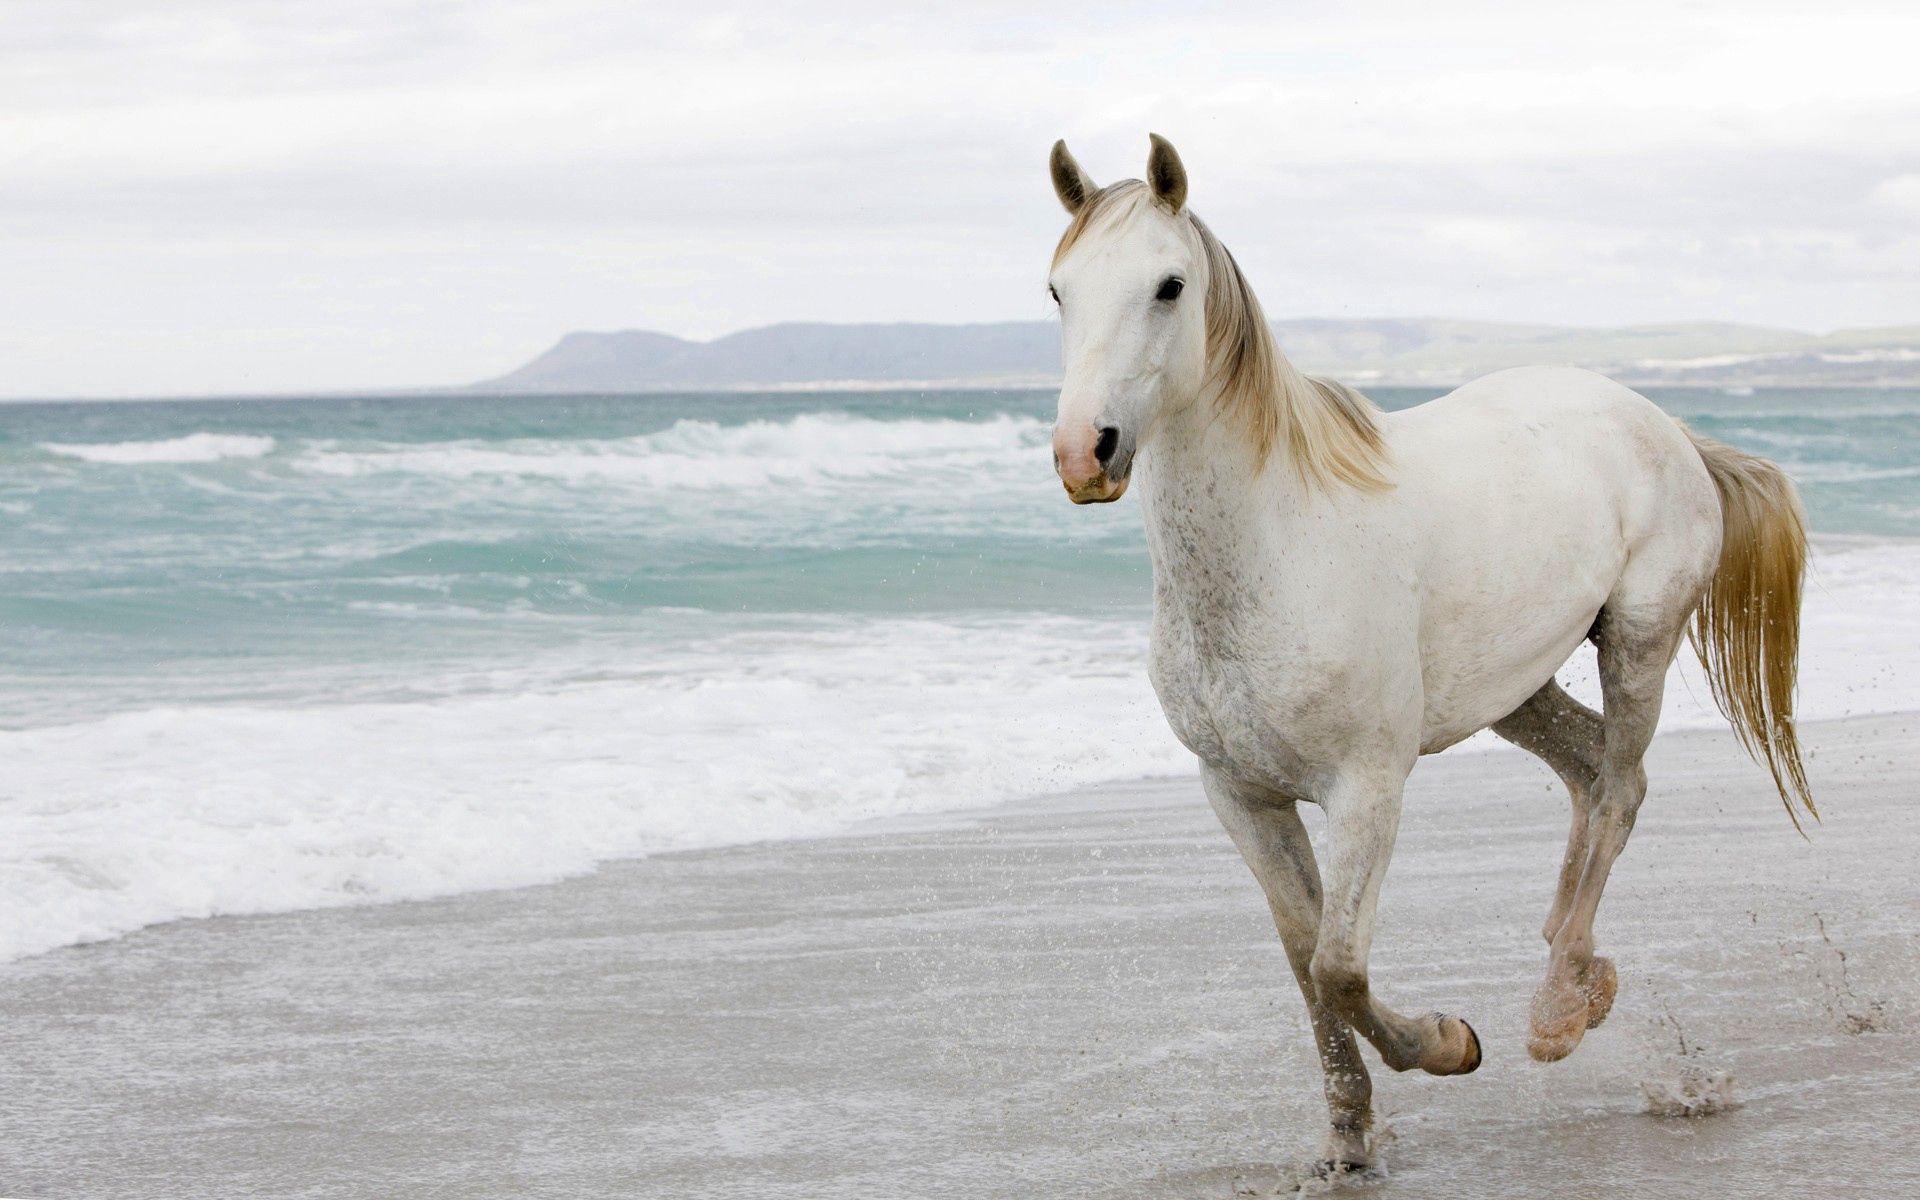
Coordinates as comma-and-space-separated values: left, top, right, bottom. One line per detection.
0, 616, 1189, 963
42, 433, 276, 464
292, 414, 1049, 489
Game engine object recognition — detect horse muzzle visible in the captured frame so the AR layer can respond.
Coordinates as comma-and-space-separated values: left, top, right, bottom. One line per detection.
1053, 422, 1133, 504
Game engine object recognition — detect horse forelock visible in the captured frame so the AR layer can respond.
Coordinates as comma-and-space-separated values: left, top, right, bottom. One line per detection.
1050, 181, 1152, 269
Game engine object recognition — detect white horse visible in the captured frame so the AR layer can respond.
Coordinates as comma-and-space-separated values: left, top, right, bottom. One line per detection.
1044, 134, 1813, 1175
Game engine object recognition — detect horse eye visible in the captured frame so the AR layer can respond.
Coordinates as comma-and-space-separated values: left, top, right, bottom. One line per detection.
1048, 285, 1060, 304
1155, 277, 1185, 302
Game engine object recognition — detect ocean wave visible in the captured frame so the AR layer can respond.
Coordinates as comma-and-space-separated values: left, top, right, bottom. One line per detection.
1681, 398, 1920, 421
5, 537, 1919, 966
1774, 461, 1920, 485
42, 433, 276, 464
0, 615, 1190, 964
293, 413, 1051, 489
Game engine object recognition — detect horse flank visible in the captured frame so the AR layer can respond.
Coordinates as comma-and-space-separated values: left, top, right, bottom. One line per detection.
1052, 180, 1391, 492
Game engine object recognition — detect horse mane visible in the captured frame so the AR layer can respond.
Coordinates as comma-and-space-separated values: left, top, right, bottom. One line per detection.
1053, 181, 1391, 492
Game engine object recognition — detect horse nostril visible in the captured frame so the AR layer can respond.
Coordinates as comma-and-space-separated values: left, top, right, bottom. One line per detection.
1094, 426, 1121, 467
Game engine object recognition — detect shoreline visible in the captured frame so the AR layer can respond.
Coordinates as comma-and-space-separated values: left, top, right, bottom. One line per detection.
4, 713, 1915, 1198
6, 706, 1916, 971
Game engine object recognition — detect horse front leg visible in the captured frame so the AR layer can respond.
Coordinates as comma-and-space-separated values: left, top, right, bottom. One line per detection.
1312, 770, 1482, 1077
1202, 766, 1374, 1174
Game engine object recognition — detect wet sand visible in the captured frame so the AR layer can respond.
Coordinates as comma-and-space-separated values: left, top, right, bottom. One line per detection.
3, 716, 1917, 1199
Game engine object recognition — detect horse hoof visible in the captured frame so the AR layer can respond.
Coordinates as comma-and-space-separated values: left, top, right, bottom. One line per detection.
1581, 956, 1619, 1029
1528, 1026, 1581, 1063
1422, 1013, 1481, 1075
1528, 977, 1589, 1063
1454, 1017, 1482, 1074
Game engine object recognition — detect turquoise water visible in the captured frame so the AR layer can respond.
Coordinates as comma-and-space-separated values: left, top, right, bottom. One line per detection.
2, 386, 1914, 725
0, 386, 1914, 963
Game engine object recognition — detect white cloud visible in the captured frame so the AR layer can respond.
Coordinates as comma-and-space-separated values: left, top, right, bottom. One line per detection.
1868, 174, 1920, 215
1, 0, 1917, 396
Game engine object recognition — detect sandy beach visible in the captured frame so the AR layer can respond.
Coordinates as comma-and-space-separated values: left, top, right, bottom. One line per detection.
3, 715, 1916, 1199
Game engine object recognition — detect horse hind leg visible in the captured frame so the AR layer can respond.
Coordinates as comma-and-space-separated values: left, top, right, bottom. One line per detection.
1493, 680, 1618, 1031
1527, 603, 1689, 1063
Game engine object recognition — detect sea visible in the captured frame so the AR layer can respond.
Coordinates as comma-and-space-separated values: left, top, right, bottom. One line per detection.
2, 386, 1916, 962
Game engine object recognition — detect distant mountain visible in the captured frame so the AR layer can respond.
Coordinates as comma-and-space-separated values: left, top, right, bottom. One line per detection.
479, 322, 1060, 391
472, 318, 1920, 392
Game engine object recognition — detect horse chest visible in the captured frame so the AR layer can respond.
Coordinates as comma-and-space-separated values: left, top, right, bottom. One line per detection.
1147, 621, 1324, 788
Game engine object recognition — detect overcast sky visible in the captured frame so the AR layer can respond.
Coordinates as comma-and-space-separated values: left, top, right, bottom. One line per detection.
4, 1, 1918, 397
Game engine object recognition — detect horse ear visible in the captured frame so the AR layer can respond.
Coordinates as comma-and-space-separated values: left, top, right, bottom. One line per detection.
1050, 140, 1097, 214
1146, 133, 1188, 212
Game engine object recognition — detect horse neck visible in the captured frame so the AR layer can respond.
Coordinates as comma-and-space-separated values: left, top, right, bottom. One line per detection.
1134, 387, 1305, 610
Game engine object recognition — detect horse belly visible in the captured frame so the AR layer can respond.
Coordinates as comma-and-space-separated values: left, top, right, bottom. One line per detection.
1418, 617, 1597, 752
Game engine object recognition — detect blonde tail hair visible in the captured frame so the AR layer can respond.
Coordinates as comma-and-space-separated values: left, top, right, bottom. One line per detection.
1684, 428, 1816, 831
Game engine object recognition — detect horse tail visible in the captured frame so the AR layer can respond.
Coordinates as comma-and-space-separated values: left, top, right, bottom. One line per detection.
1683, 427, 1817, 831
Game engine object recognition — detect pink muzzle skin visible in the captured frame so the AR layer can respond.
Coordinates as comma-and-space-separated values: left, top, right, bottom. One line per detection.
1052, 424, 1130, 504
